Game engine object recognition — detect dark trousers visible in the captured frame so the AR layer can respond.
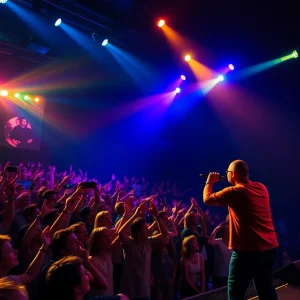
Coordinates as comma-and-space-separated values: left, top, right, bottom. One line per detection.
228, 248, 278, 300
212, 276, 228, 289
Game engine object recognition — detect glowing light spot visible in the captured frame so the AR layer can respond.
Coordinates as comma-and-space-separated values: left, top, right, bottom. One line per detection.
0, 0, 8, 4
217, 75, 224, 82
24, 95, 29, 100
55, 18, 62, 27
181, 75, 186, 80
175, 87, 181, 94
293, 50, 298, 58
158, 20, 165, 28
35, 97, 40, 102
0, 90, 8, 96
102, 39, 108, 46
228, 64, 235, 70
184, 54, 191, 62
15, 93, 20, 98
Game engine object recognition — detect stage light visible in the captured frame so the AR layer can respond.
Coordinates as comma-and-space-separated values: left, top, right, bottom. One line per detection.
175, 87, 181, 94
35, 97, 40, 102
102, 39, 108, 46
217, 75, 225, 82
0, 0, 8, 4
0, 90, 8, 96
15, 93, 20, 98
181, 75, 186, 80
293, 50, 298, 58
184, 54, 191, 62
158, 20, 165, 28
24, 95, 29, 100
229, 64, 235, 70
55, 18, 62, 27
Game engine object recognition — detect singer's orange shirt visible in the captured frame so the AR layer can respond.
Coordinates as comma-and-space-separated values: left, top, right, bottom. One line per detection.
208, 181, 278, 251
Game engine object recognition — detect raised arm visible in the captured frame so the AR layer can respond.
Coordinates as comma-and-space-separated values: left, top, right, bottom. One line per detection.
118, 201, 147, 248
18, 226, 52, 285
208, 225, 222, 246
0, 179, 16, 234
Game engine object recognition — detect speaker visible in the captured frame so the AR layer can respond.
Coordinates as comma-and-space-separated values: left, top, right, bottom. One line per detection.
274, 261, 300, 286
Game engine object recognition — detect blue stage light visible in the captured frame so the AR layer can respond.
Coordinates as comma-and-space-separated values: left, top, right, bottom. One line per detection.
102, 39, 108, 46
55, 18, 62, 27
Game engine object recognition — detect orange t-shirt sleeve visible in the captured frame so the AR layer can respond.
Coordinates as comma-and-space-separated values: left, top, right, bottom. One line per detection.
210, 186, 234, 206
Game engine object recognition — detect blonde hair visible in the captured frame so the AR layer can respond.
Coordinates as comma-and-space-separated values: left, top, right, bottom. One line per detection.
88, 227, 110, 256
181, 236, 197, 258
94, 211, 110, 228
0, 277, 28, 300
183, 212, 196, 228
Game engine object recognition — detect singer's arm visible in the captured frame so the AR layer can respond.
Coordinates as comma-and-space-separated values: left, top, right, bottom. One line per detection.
203, 183, 220, 205
203, 185, 233, 206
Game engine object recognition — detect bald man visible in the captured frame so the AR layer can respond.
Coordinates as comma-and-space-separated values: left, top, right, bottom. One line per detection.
203, 160, 278, 300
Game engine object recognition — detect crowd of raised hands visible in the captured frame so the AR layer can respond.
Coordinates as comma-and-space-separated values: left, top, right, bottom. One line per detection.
0, 160, 229, 300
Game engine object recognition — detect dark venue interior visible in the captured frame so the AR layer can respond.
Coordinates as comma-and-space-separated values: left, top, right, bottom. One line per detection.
0, 0, 299, 299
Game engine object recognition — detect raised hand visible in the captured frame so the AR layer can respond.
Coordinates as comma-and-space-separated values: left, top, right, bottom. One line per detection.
135, 200, 147, 216
40, 200, 55, 218
4, 181, 16, 199
149, 200, 159, 218
41, 226, 52, 249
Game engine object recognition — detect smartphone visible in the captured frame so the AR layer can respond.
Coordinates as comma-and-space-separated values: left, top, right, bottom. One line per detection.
64, 183, 75, 189
6, 166, 18, 173
81, 182, 96, 189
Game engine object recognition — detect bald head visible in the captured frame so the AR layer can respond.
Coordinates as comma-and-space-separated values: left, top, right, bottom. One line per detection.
227, 160, 249, 184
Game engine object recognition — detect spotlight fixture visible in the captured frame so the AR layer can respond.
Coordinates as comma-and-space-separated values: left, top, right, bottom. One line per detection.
158, 20, 165, 28
102, 39, 108, 46
35, 97, 40, 102
184, 54, 191, 62
293, 50, 298, 58
181, 75, 186, 80
175, 87, 181, 94
15, 93, 20, 98
217, 75, 225, 82
55, 18, 62, 27
0, 90, 8, 96
228, 64, 235, 70
24, 95, 30, 100
0, 0, 8, 4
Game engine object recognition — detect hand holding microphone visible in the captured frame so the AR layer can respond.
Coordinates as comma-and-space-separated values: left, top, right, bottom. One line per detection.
200, 172, 224, 184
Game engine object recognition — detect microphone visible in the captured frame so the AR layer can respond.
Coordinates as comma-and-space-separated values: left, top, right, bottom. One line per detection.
200, 174, 226, 181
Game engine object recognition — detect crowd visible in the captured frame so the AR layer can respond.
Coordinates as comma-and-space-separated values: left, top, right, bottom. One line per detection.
0, 161, 294, 300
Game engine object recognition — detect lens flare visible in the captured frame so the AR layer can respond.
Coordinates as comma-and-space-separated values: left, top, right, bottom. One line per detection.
158, 20, 165, 28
